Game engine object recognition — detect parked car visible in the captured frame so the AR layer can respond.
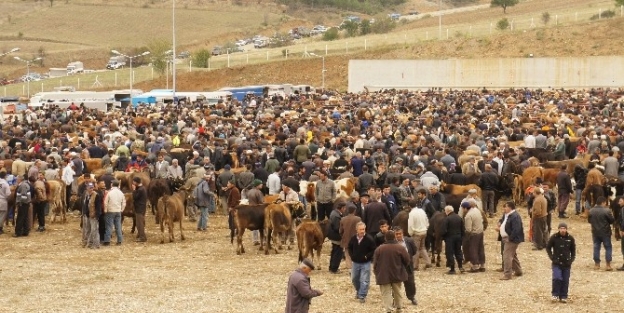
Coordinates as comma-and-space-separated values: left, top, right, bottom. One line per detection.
212, 46, 222, 56
408, 11, 419, 15
177, 51, 190, 59
388, 13, 401, 21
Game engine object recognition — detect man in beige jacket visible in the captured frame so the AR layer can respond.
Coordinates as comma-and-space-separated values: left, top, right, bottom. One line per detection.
531, 187, 548, 250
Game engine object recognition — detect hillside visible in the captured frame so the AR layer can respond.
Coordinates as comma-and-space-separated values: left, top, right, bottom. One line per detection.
134, 17, 624, 92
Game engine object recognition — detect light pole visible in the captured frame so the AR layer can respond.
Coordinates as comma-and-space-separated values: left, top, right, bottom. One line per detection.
0, 48, 20, 58
172, 0, 177, 106
111, 50, 150, 107
14, 56, 42, 97
438, 0, 442, 40
310, 53, 326, 90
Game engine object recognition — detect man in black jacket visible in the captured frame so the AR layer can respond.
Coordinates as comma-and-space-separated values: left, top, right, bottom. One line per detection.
588, 196, 615, 270
394, 227, 418, 306
479, 164, 499, 218
347, 221, 377, 303
327, 202, 346, 274
132, 177, 148, 243
556, 165, 573, 218
498, 201, 524, 280
440, 205, 465, 274
546, 222, 576, 303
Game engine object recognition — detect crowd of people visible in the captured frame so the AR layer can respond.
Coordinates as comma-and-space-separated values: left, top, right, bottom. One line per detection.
1, 87, 624, 312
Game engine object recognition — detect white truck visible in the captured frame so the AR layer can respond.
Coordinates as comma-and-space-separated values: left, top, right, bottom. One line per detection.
66, 61, 84, 75
106, 56, 126, 70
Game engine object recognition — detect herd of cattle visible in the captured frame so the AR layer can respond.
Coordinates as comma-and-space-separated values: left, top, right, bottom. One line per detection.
4, 137, 623, 264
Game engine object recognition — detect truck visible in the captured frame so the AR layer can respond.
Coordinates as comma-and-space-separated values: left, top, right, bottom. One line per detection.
106, 56, 126, 70
66, 61, 84, 75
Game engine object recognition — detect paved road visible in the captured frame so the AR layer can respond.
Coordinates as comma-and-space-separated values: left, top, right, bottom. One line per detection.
400, 4, 491, 21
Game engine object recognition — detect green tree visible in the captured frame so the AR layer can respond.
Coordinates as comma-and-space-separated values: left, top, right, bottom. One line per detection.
541, 12, 550, 25
147, 39, 172, 74
491, 0, 519, 13
192, 49, 211, 68
322, 28, 339, 41
342, 20, 359, 37
497, 17, 510, 30
371, 17, 397, 34
360, 19, 372, 35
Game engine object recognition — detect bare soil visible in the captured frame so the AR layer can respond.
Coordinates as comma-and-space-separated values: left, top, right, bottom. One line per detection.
2, 204, 623, 312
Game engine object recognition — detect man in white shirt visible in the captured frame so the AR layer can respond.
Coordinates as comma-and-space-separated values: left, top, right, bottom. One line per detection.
104, 180, 125, 245
407, 205, 432, 270
267, 170, 281, 195
524, 132, 536, 149
62, 161, 75, 211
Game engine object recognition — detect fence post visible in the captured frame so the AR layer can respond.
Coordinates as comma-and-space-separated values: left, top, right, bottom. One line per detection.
599, 9, 602, 19
246, 53, 249, 64
555, 15, 558, 25
41, 83, 43, 92
346, 42, 349, 53
189, 60, 192, 72
365, 39, 367, 50
446, 29, 449, 40
325, 45, 328, 55
490, 22, 493, 35
575, 12, 578, 22
208, 58, 211, 70
115, 73, 117, 86
78, 78, 80, 90
426, 31, 429, 40
227, 54, 230, 68
266, 51, 269, 61
404, 34, 407, 44
511, 19, 514, 31
151, 67, 154, 79
285, 50, 288, 59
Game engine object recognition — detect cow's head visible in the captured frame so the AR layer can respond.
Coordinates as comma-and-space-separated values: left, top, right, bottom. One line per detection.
288, 202, 307, 226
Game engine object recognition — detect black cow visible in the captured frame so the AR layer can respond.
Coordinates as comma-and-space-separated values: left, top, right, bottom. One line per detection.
232, 204, 269, 255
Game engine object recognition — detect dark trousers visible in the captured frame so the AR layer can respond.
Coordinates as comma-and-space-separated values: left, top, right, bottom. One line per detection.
547, 210, 553, 233
135, 213, 146, 241
482, 190, 496, 214
99, 215, 106, 241
445, 235, 463, 269
329, 243, 344, 272
532, 216, 548, 249
558, 193, 570, 215
65, 184, 72, 210
404, 267, 416, 301
552, 265, 571, 299
317, 202, 333, 221
15, 203, 30, 236
33, 202, 46, 229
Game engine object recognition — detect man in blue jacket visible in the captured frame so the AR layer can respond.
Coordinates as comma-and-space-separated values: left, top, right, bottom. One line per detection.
498, 201, 524, 280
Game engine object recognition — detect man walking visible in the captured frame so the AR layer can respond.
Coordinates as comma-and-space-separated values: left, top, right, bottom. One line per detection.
588, 196, 615, 270
440, 205, 464, 274
327, 202, 346, 274
556, 165, 573, 218
13, 175, 32, 237
33, 173, 48, 232
0, 172, 9, 234
373, 230, 410, 313
194, 173, 216, 232
285, 259, 323, 313
132, 177, 148, 243
408, 203, 432, 271
394, 227, 418, 306
531, 187, 548, 250
618, 197, 624, 271
547, 222, 576, 303
464, 201, 486, 272
347, 222, 376, 303
340, 205, 362, 270
498, 201, 524, 280
104, 180, 125, 245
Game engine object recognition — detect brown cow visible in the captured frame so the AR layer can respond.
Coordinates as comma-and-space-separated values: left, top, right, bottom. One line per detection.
47, 180, 66, 224
521, 167, 544, 194
122, 193, 136, 233
440, 182, 482, 198
542, 168, 558, 187
157, 189, 188, 244
232, 204, 268, 255
296, 219, 329, 270
265, 201, 294, 254
84, 158, 103, 173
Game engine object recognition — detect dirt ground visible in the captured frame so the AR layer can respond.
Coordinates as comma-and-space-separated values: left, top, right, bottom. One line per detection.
2, 202, 623, 313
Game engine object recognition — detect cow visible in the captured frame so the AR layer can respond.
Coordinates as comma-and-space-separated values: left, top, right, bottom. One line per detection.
521, 167, 544, 195
299, 181, 317, 218
440, 182, 482, 198
392, 209, 410, 237
84, 158, 103, 173
296, 219, 329, 270
542, 168, 558, 186
335, 177, 357, 200
157, 189, 188, 244
232, 204, 268, 255
513, 174, 523, 205
122, 193, 136, 233
47, 179, 67, 224
265, 201, 300, 254
610, 196, 622, 241
147, 178, 172, 219
428, 211, 447, 267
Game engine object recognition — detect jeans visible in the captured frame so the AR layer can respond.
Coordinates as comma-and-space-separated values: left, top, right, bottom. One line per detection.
351, 261, 371, 299
197, 207, 208, 230
574, 189, 582, 214
104, 212, 123, 243
86, 218, 100, 248
552, 265, 571, 299
329, 243, 344, 272
592, 234, 613, 263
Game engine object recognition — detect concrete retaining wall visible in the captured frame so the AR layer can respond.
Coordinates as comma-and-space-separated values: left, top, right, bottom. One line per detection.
348, 56, 624, 92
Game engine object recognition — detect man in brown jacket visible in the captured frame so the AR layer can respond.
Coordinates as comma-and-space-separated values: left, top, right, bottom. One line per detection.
339, 205, 362, 270
531, 187, 548, 250
373, 230, 410, 313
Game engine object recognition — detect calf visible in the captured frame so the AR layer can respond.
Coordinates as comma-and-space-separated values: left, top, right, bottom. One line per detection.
232, 204, 268, 255
47, 180, 67, 224
296, 219, 329, 270
265, 202, 294, 254
157, 189, 188, 244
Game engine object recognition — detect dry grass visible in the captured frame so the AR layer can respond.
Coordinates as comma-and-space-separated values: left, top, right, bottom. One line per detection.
2, 204, 624, 312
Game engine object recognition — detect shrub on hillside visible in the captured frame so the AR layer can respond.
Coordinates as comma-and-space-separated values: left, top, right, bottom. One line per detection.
192, 49, 211, 68
360, 19, 372, 36
541, 12, 550, 25
497, 18, 510, 30
342, 20, 360, 37
590, 10, 616, 20
323, 28, 340, 41
371, 17, 396, 34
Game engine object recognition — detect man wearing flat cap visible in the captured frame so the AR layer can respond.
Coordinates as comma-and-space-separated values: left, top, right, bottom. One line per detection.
285, 258, 323, 313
